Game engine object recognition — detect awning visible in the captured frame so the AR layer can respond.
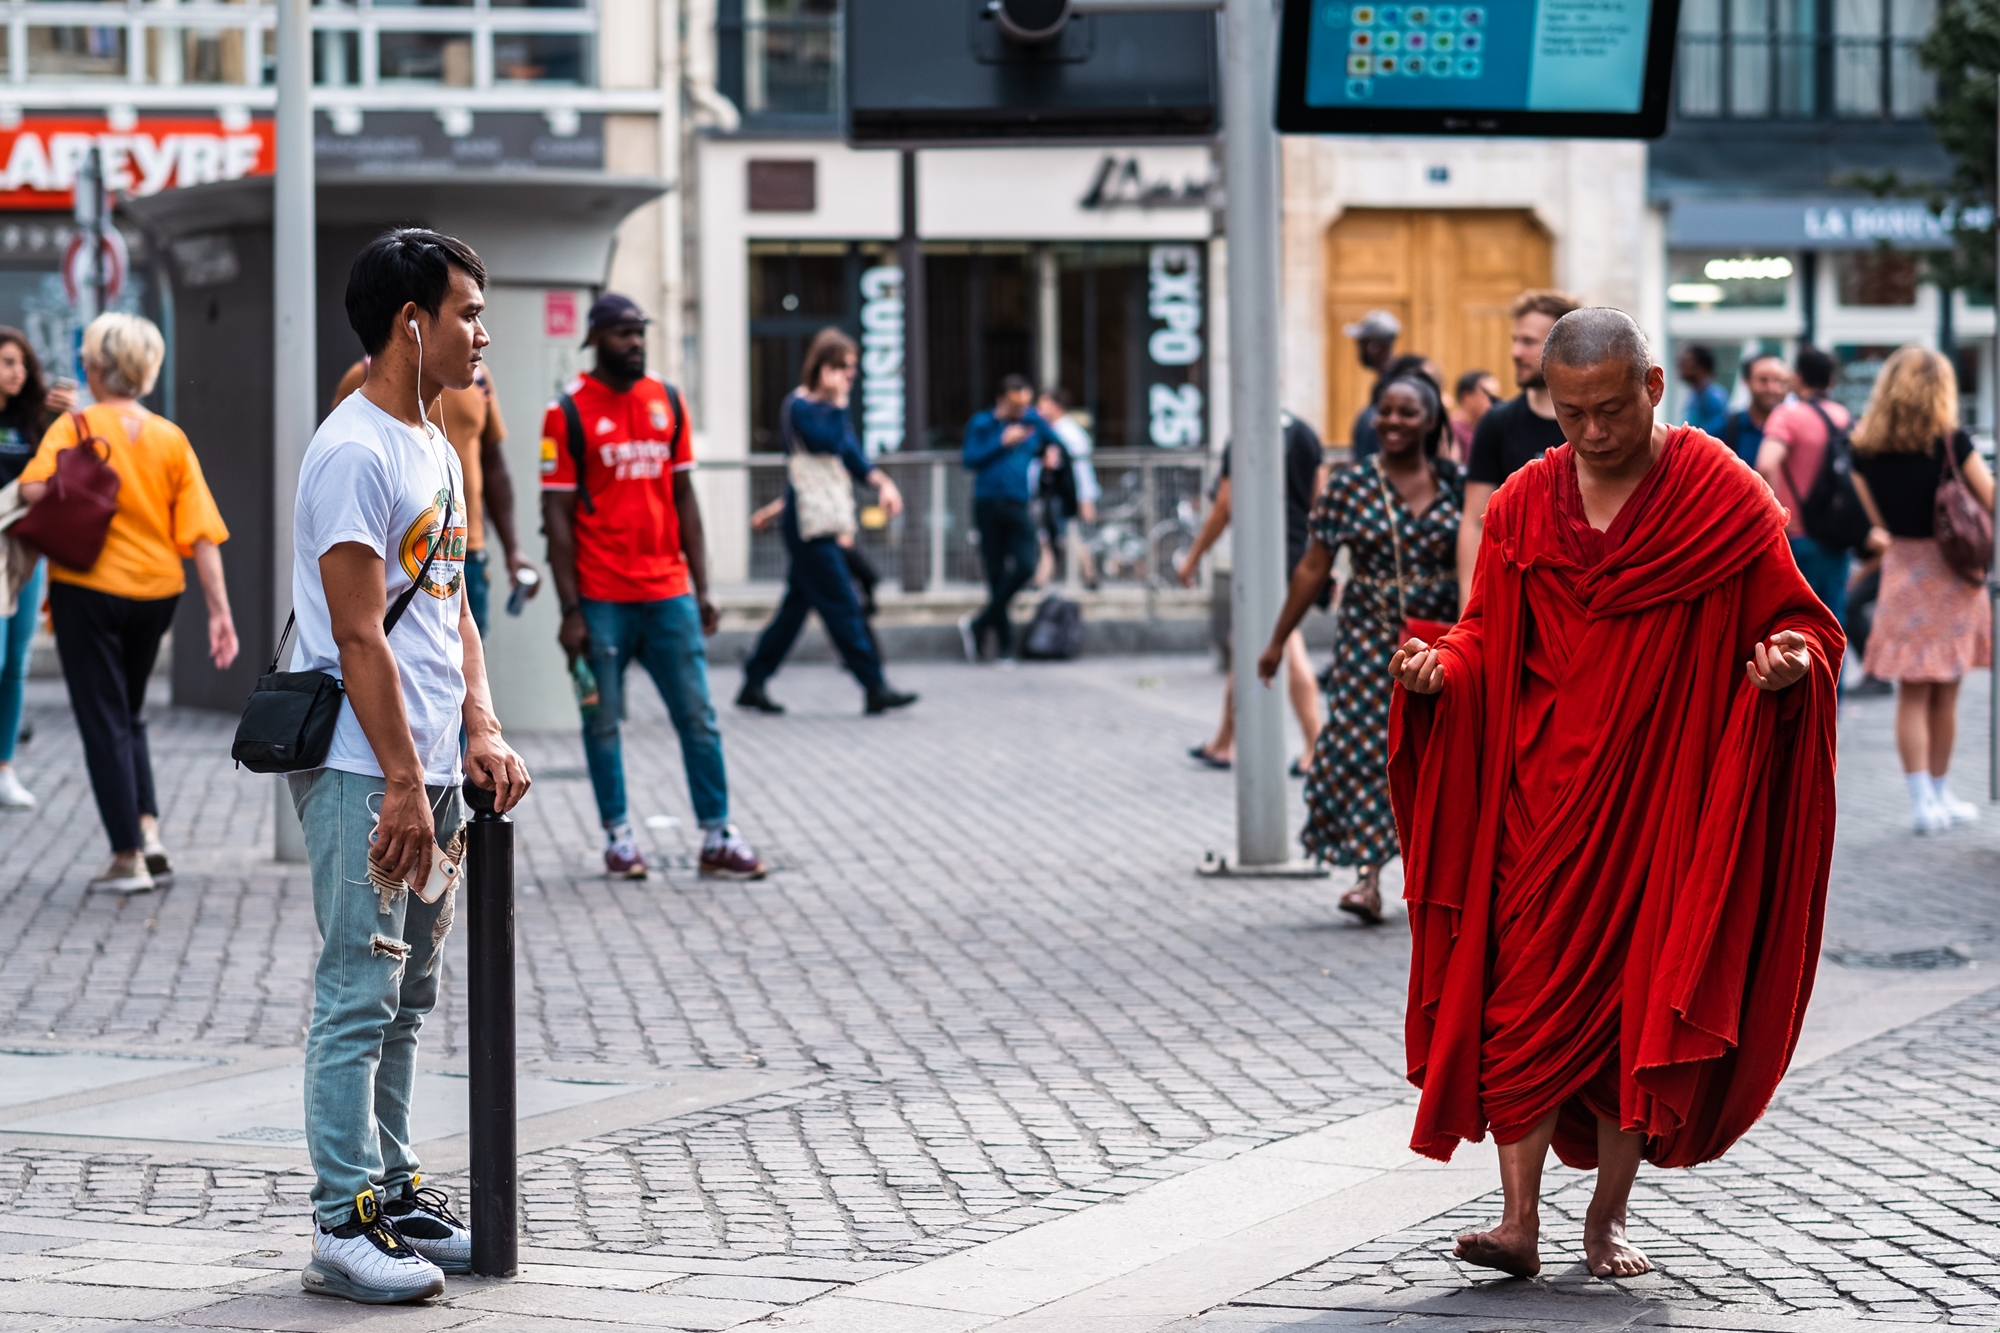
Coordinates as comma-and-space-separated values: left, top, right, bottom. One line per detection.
1666, 197, 1991, 252
119, 170, 670, 286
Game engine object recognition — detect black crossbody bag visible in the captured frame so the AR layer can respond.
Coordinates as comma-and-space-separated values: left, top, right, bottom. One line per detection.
232, 469, 455, 774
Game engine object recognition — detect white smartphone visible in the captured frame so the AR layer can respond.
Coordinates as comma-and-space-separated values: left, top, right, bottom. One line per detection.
414, 839, 461, 904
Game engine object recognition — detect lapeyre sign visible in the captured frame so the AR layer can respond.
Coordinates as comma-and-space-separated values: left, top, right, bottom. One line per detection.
0, 117, 275, 209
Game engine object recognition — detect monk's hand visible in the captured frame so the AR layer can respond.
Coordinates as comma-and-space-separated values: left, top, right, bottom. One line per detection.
1390, 638, 1445, 695
1746, 630, 1811, 692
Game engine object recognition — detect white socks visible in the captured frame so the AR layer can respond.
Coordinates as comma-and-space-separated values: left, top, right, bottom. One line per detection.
1911, 773, 1979, 829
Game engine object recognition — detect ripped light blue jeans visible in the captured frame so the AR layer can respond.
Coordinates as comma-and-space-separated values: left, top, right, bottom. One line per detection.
290, 767, 464, 1227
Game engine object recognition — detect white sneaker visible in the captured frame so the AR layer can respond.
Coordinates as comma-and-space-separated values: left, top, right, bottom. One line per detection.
304, 1203, 445, 1304
88, 858, 154, 893
0, 768, 33, 810
384, 1179, 471, 1275
1939, 793, 1982, 825
142, 835, 173, 879
956, 613, 981, 665
1914, 799, 1951, 835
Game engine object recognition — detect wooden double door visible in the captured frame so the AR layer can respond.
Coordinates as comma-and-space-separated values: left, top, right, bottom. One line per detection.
1323, 209, 1553, 447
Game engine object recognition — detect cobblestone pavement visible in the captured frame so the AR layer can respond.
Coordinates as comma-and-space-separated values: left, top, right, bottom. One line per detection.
0, 653, 1996, 1330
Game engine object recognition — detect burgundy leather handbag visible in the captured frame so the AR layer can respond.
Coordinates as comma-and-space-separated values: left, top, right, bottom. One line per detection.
13, 413, 119, 572
1933, 434, 1992, 587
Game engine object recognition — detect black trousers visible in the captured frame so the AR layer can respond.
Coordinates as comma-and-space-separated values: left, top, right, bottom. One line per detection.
48, 583, 178, 853
972, 497, 1039, 657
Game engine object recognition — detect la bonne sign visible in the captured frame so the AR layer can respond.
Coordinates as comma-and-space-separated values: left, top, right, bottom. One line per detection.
0, 116, 275, 209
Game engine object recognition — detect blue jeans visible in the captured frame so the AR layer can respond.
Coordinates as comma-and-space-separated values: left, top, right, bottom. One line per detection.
0, 559, 41, 764
580, 595, 729, 831
464, 550, 491, 638
1789, 534, 1850, 623
289, 768, 463, 1227
743, 505, 887, 695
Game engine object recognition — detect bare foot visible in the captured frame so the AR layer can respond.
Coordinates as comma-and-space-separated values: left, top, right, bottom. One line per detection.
1454, 1221, 1541, 1278
1583, 1214, 1651, 1277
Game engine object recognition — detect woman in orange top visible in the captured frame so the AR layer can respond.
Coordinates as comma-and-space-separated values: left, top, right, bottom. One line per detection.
18, 312, 237, 892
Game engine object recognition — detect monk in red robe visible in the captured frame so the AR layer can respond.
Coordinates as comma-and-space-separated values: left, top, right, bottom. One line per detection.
1387, 308, 1841, 1280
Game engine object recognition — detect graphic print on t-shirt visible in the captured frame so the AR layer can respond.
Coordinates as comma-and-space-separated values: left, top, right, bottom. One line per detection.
396, 483, 468, 599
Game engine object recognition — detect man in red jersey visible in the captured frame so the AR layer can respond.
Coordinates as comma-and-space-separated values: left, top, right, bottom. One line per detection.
542, 294, 765, 881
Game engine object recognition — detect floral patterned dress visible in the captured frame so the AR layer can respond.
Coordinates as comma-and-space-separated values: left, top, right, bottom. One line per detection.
1301, 457, 1464, 867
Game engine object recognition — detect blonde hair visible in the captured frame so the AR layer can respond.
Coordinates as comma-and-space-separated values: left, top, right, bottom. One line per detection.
1852, 345, 1957, 455
82, 312, 165, 400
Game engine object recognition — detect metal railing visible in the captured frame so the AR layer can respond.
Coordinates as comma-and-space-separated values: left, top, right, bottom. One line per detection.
709, 448, 1217, 595
1675, 33, 1931, 119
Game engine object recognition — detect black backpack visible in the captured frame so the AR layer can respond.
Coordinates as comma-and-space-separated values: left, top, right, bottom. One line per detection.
1796, 401, 1872, 554
1022, 594, 1084, 661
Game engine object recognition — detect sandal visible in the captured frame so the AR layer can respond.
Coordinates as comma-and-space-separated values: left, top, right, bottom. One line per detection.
1338, 884, 1384, 926
1188, 744, 1232, 770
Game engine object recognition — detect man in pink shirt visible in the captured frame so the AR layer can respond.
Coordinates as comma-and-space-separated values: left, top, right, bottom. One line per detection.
1757, 346, 1856, 620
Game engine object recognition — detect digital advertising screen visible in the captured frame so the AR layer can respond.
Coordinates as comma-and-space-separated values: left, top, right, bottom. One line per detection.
1276, 0, 1681, 138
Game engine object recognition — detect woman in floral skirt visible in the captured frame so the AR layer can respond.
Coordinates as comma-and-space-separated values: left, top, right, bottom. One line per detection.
1259, 374, 1462, 922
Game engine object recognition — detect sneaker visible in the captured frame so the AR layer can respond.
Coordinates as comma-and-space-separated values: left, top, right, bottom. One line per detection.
1938, 790, 1982, 825
0, 768, 33, 810
141, 836, 173, 880
956, 613, 982, 665
864, 688, 919, 716
303, 1195, 445, 1304
88, 858, 154, 894
604, 832, 649, 879
1914, 800, 1950, 836
384, 1177, 470, 1275
699, 826, 767, 881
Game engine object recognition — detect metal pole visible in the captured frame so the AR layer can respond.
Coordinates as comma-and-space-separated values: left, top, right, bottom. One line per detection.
464, 782, 519, 1277
899, 151, 931, 594
1991, 74, 1998, 803
1223, 0, 1289, 867
273, 0, 315, 862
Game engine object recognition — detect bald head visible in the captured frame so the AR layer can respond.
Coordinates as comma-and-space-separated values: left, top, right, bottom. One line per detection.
1543, 307, 1653, 385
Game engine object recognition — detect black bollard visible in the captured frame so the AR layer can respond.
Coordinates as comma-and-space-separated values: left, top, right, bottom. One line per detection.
463, 780, 518, 1278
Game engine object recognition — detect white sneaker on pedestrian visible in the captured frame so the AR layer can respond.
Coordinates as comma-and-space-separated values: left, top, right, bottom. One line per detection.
956, 613, 981, 665
0, 768, 33, 810
1910, 774, 1949, 835
384, 1178, 470, 1275
1936, 786, 1982, 825
304, 1199, 445, 1304
88, 858, 154, 893
141, 835, 173, 879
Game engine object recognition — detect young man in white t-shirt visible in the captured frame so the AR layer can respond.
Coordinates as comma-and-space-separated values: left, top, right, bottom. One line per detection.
289, 229, 530, 1305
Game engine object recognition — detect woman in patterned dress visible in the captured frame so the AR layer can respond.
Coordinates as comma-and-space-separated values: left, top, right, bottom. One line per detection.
1258, 375, 1463, 923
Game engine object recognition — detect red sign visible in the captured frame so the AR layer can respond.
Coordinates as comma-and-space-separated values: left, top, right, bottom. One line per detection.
0, 117, 276, 210
544, 291, 577, 339
62, 227, 129, 307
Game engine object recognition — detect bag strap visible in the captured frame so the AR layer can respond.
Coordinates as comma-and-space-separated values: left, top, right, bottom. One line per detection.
69, 411, 108, 462
1941, 433, 1969, 487
1373, 457, 1411, 634
560, 392, 593, 514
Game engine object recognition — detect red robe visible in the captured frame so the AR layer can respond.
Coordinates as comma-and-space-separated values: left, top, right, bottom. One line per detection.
1388, 428, 1842, 1170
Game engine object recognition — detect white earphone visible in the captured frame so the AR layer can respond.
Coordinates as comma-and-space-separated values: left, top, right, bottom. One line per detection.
408, 318, 426, 431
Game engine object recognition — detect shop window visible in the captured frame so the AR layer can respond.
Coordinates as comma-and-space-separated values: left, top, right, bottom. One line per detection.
925, 248, 1035, 447
492, 0, 586, 9
373, 0, 473, 8
1831, 344, 1899, 417
494, 32, 590, 82
314, 29, 359, 85
378, 31, 473, 84
746, 243, 887, 454
1667, 252, 1793, 310
28, 26, 128, 79
1834, 250, 1918, 306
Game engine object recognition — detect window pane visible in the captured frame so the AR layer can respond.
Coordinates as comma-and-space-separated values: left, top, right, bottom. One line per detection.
490, 0, 586, 10
1834, 251, 1918, 305
175, 29, 247, 83
29, 26, 128, 79
378, 31, 473, 83
313, 29, 358, 84
371, 0, 472, 8
493, 32, 590, 83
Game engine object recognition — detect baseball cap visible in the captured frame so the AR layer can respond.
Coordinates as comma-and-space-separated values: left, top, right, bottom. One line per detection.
584, 292, 650, 344
1343, 310, 1401, 341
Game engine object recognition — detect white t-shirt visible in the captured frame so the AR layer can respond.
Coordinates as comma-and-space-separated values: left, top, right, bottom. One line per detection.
291, 391, 467, 786
1048, 414, 1100, 505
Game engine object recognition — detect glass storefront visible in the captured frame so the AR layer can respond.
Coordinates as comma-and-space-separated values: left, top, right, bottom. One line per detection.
746, 238, 1209, 456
